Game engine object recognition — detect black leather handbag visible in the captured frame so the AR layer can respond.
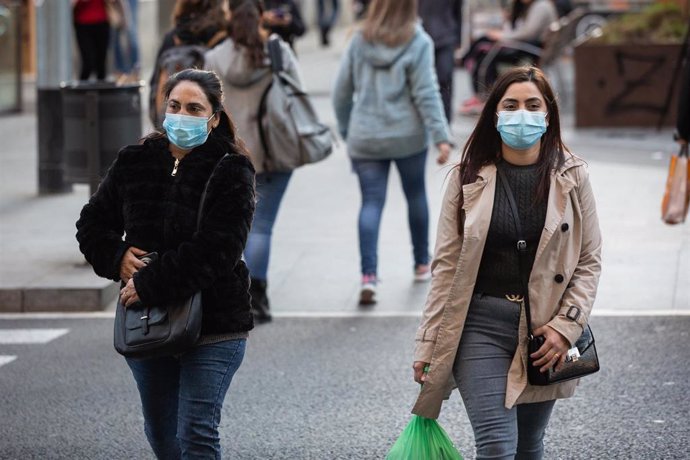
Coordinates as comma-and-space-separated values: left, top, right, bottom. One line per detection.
527, 323, 599, 385
113, 154, 227, 359
114, 251, 203, 359
497, 167, 600, 386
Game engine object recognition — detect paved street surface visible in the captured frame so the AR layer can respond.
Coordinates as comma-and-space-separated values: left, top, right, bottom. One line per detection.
1, 21, 689, 460
0, 316, 689, 459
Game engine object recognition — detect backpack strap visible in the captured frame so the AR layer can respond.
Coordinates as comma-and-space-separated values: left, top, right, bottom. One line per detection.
267, 36, 284, 74
206, 30, 228, 48
258, 36, 284, 172
257, 80, 274, 173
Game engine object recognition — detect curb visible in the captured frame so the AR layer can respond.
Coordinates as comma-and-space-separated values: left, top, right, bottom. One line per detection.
0, 283, 118, 312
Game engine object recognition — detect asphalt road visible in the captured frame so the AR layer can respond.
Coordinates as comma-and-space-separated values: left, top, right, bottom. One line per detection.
0, 315, 688, 459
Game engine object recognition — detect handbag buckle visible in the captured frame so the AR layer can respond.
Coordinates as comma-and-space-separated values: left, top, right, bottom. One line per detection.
517, 240, 527, 251
566, 347, 580, 362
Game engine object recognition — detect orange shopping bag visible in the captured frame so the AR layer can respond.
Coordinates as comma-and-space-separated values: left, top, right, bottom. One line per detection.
661, 144, 690, 225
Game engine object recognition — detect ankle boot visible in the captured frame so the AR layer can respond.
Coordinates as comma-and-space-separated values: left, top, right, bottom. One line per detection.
249, 278, 272, 323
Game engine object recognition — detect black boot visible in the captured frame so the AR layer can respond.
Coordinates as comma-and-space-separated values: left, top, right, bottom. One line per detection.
249, 278, 272, 324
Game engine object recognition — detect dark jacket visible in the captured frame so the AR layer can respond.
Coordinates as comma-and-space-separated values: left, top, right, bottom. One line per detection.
76, 133, 256, 335
264, 0, 306, 48
156, 13, 228, 58
417, 0, 463, 49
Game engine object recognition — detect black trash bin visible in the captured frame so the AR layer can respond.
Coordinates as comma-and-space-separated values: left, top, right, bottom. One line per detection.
61, 81, 142, 195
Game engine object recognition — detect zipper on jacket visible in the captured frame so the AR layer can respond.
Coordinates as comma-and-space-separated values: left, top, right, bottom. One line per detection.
171, 158, 180, 176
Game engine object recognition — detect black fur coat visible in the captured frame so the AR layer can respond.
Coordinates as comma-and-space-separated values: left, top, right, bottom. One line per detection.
76, 133, 256, 335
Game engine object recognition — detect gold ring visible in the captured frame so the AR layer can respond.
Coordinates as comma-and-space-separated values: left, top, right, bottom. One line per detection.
553, 353, 561, 361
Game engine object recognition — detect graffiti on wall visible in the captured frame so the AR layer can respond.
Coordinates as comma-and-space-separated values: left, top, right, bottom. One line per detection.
604, 51, 670, 116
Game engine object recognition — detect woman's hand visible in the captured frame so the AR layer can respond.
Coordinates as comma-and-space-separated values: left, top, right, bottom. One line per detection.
413, 361, 430, 384
119, 278, 141, 308
436, 142, 452, 165
119, 246, 148, 282
263, 10, 292, 26
530, 325, 570, 373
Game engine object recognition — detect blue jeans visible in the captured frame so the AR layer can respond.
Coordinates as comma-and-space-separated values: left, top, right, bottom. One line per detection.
244, 171, 292, 281
351, 150, 429, 276
126, 339, 246, 459
453, 294, 556, 459
113, 0, 139, 74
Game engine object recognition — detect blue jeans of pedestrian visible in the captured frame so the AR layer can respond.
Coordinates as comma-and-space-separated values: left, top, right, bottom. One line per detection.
453, 294, 556, 459
126, 339, 246, 459
244, 171, 292, 281
113, 0, 139, 74
351, 150, 429, 276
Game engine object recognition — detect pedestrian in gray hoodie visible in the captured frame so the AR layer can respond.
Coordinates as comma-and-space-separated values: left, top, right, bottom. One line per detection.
332, 0, 452, 306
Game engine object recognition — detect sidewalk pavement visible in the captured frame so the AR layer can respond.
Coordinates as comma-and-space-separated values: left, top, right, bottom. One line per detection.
0, 27, 688, 313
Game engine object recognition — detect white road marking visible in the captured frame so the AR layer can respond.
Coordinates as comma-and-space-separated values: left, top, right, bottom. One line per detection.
591, 309, 690, 317
0, 356, 17, 368
0, 329, 70, 344
0, 309, 689, 320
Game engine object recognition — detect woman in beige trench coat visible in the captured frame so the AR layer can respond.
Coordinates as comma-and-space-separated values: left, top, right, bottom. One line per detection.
411, 66, 602, 459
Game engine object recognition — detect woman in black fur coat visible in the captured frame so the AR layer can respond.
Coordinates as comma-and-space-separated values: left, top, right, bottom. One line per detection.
76, 69, 255, 458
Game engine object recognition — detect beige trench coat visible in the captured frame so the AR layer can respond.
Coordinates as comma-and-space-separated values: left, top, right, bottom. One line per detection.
412, 154, 602, 419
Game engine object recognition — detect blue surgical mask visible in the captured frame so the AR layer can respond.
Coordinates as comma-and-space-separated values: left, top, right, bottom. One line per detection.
163, 113, 214, 150
496, 110, 547, 150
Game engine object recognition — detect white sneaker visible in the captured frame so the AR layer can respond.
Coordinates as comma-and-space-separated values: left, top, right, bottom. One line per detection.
359, 274, 377, 305
414, 265, 431, 282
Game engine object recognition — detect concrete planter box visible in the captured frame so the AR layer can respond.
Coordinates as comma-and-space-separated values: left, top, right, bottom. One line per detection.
574, 42, 683, 127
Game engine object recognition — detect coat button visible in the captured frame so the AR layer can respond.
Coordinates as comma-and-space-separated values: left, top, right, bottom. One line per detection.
554, 274, 564, 283
561, 223, 569, 232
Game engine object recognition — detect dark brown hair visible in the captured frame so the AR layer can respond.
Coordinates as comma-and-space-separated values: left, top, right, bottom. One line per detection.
456, 66, 567, 232
151, 69, 249, 156
510, 0, 532, 28
362, 0, 417, 47
172, 0, 227, 37
227, 0, 266, 68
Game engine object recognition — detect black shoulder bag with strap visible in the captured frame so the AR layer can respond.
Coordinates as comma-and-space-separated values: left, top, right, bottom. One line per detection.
496, 167, 600, 386
114, 154, 229, 359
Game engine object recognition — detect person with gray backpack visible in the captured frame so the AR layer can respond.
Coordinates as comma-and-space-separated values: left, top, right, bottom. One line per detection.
205, 0, 330, 323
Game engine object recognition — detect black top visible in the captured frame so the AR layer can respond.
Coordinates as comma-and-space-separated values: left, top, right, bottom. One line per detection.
474, 161, 547, 297
76, 133, 256, 335
417, 0, 463, 49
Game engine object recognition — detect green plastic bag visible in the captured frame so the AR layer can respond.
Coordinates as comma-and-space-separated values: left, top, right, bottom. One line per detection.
386, 415, 463, 460
387, 365, 462, 460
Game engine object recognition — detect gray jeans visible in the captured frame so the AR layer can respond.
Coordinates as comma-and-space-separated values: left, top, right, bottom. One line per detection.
453, 293, 556, 460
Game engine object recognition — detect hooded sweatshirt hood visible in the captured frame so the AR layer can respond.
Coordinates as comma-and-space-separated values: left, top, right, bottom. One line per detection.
332, 23, 450, 160
207, 39, 270, 88
359, 23, 421, 68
